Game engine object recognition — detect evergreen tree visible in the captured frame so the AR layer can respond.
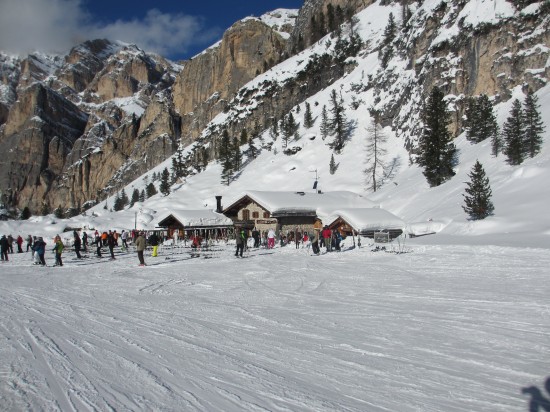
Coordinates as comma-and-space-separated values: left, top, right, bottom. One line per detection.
113, 192, 125, 211
380, 13, 397, 68
503, 99, 525, 165
462, 160, 494, 220
130, 188, 140, 206
41, 202, 51, 216
364, 116, 389, 192
382, 13, 397, 46
120, 188, 129, 206
54, 206, 64, 219
247, 139, 259, 159
221, 156, 233, 186
232, 138, 242, 171
327, 89, 348, 153
465, 94, 499, 144
219, 129, 232, 164
171, 146, 185, 182
329, 154, 339, 175
159, 168, 171, 196
304, 102, 314, 129
146, 182, 157, 198
491, 128, 503, 158
139, 189, 145, 202
417, 86, 457, 187
200, 146, 209, 169
20, 206, 31, 220
522, 90, 545, 158
282, 112, 298, 148
320, 105, 330, 140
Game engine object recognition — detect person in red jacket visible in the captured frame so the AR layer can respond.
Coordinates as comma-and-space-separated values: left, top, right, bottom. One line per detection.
16, 235, 24, 253
321, 226, 332, 252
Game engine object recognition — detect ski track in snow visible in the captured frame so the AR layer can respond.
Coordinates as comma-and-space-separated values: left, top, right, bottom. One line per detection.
0, 242, 549, 411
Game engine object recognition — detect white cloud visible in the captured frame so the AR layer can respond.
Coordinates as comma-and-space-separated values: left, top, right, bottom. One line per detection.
0, 0, 220, 58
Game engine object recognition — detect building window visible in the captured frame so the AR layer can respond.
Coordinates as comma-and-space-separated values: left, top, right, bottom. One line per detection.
252, 211, 259, 219
263, 212, 270, 218
242, 209, 250, 220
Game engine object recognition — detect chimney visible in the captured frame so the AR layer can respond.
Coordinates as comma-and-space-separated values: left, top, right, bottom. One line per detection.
215, 196, 223, 213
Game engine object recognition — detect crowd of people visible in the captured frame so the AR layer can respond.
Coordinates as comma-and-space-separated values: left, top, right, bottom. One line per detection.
1, 225, 347, 266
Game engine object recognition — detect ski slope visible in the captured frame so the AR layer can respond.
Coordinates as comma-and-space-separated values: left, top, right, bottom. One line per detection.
0, 240, 548, 411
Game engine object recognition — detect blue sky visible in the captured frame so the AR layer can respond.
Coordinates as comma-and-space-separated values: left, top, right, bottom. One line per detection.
0, 0, 304, 60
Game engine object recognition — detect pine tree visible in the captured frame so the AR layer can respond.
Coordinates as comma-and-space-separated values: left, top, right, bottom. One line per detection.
329, 154, 339, 175
221, 156, 233, 186
522, 90, 545, 158
320, 105, 329, 140
491, 128, 503, 158
380, 13, 397, 68
113, 192, 125, 211
232, 138, 242, 171
282, 112, 298, 148
159, 168, 171, 196
503, 99, 525, 165
130, 188, 140, 206
465, 94, 499, 144
146, 182, 157, 198
417, 86, 457, 187
41, 202, 51, 216
364, 116, 389, 192
20, 206, 31, 220
327, 89, 348, 153
120, 188, 129, 206
382, 13, 397, 46
54, 206, 64, 219
171, 146, 185, 182
304, 102, 314, 128
139, 189, 145, 202
462, 160, 494, 220
247, 139, 259, 159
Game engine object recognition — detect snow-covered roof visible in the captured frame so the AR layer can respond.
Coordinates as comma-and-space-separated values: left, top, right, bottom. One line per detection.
225, 191, 378, 219
326, 208, 406, 231
156, 209, 233, 228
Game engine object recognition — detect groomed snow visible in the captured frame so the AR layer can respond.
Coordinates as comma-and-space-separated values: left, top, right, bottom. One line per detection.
0, 240, 548, 411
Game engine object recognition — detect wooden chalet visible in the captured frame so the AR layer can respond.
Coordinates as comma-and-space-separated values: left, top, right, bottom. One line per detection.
326, 208, 406, 239
156, 209, 234, 241
222, 191, 378, 235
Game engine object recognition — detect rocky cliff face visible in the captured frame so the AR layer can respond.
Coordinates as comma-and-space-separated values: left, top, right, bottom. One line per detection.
0, 39, 179, 213
173, 17, 291, 139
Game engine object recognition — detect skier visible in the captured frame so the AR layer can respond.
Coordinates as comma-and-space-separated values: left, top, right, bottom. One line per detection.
0, 235, 9, 262
252, 228, 260, 248
82, 231, 88, 252
135, 232, 146, 266
106, 231, 116, 259
311, 228, 321, 255
267, 228, 276, 249
322, 226, 332, 252
7, 234, 14, 253
148, 232, 159, 257
33, 237, 47, 266
121, 230, 129, 251
94, 232, 102, 258
73, 230, 82, 259
26, 234, 33, 252
53, 235, 64, 266
16, 235, 23, 253
235, 229, 245, 257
